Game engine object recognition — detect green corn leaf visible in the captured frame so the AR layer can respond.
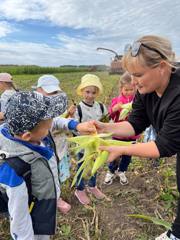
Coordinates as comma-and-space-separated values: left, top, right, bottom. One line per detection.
127, 214, 171, 230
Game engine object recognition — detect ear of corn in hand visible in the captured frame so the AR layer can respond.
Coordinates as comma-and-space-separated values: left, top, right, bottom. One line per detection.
68, 134, 132, 187
119, 102, 132, 120
99, 113, 111, 122
91, 150, 109, 175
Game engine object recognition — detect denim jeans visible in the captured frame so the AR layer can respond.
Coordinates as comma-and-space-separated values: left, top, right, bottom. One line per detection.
108, 155, 131, 173
76, 152, 96, 191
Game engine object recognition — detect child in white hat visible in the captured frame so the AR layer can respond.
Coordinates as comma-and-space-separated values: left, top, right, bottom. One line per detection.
32, 74, 61, 95
72, 74, 108, 205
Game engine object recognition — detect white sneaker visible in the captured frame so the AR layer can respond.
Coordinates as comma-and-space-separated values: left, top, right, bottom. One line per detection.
155, 232, 170, 240
104, 171, 115, 185
116, 171, 128, 185
155, 231, 180, 240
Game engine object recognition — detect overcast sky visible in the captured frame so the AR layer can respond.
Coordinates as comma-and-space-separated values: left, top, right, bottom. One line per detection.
0, 0, 180, 66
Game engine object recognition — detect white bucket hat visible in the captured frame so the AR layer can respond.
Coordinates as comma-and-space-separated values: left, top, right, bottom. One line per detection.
32, 75, 61, 93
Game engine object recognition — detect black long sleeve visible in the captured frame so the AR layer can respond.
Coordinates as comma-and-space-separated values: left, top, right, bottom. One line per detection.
128, 68, 180, 158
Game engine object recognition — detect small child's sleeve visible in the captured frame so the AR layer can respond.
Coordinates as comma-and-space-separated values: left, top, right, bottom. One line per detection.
108, 97, 121, 121
52, 117, 78, 131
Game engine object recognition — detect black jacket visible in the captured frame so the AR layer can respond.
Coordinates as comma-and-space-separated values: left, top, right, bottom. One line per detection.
128, 68, 180, 158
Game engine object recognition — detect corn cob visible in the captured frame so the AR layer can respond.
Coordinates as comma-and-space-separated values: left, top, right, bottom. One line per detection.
68, 134, 132, 187
91, 150, 109, 175
91, 138, 133, 175
119, 102, 132, 120
99, 113, 111, 122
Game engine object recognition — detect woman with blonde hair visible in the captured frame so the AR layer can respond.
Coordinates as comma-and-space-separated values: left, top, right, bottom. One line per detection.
93, 35, 180, 240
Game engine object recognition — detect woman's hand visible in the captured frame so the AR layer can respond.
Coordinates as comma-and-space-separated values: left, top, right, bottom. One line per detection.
93, 120, 107, 133
99, 145, 126, 162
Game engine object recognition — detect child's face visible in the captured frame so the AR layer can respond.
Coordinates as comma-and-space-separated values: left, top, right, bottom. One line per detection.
30, 119, 53, 143
121, 83, 135, 97
0, 82, 6, 91
20, 119, 53, 144
81, 86, 98, 104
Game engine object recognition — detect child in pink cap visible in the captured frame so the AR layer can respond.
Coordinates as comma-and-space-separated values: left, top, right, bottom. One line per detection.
0, 73, 18, 121
104, 72, 139, 185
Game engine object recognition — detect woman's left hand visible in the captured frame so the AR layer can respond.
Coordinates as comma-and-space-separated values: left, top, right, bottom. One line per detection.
99, 145, 125, 162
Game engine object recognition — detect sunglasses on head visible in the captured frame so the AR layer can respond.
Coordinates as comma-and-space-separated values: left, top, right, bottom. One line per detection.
124, 41, 166, 59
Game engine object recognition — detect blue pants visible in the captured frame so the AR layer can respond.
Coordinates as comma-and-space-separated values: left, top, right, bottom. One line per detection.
76, 152, 96, 191
108, 155, 131, 173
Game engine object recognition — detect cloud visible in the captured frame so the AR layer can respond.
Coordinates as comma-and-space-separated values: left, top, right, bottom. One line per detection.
0, 0, 44, 21
0, 21, 14, 37
1, 0, 180, 36
0, 0, 180, 65
0, 40, 110, 66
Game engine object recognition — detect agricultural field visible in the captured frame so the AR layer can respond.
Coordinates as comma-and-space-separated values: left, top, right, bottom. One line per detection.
4, 71, 118, 105
0, 71, 178, 240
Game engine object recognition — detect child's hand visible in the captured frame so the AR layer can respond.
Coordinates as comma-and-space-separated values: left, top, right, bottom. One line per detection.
112, 103, 122, 113
67, 104, 76, 118
76, 121, 97, 135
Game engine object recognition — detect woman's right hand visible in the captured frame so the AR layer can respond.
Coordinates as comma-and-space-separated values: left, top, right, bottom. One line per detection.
93, 120, 107, 133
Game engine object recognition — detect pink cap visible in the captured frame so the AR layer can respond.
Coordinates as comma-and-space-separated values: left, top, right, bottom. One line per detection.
0, 73, 13, 82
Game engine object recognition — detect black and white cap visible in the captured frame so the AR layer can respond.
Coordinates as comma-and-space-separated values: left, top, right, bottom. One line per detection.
5, 91, 67, 134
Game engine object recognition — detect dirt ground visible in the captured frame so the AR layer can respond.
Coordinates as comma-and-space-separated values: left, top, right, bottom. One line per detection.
52, 156, 177, 240
51, 131, 177, 240
97, 169, 163, 240
0, 151, 177, 240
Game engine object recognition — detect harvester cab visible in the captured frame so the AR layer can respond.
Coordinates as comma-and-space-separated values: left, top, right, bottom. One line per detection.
97, 47, 124, 74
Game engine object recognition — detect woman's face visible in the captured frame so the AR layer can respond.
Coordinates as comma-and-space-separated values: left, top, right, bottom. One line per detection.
127, 61, 164, 95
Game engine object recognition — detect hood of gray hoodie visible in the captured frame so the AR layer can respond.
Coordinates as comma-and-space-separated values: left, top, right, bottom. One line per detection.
0, 129, 40, 163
